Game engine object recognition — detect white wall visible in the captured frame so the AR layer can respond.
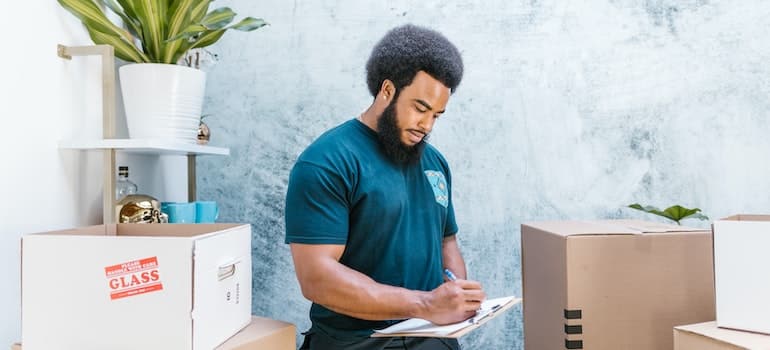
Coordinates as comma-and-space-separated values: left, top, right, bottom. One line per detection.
0, 4, 188, 346
0, 3, 103, 346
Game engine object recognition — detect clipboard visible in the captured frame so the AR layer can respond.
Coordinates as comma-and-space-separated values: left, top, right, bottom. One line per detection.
371, 296, 521, 338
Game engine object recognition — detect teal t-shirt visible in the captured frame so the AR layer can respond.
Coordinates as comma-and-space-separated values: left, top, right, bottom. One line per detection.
284, 118, 458, 340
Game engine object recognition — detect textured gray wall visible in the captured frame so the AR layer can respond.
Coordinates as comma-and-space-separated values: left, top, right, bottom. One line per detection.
198, 1, 770, 349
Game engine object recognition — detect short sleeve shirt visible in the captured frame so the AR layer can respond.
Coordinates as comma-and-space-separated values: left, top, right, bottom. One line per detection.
285, 119, 458, 340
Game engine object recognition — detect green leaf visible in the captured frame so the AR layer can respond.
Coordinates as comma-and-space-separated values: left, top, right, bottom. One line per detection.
201, 7, 236, 30
190, 0, 211, 23
166, 0, 194, 37
166, 24, 207, 42
627, 203, 709, 225
229, 17, 268, 31
87, 27, 148, 62
162, 0, 195, 63
662, 205, 709, 222
99, 0, 141, 39
188, 28, 226, 50
133, 0, 168, 60
115, 0, 139, 22
173, 17, 266, 43
57, 0, 135, 44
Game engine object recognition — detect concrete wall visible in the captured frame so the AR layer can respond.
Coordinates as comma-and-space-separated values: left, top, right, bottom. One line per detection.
198, 1, 770, 349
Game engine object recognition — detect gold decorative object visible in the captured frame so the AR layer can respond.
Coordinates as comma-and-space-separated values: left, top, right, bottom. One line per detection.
118, 194, 168, 224
197, 121, 210, 144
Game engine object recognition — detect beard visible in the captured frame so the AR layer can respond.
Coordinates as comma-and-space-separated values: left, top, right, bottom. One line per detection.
376, 99, 428, 165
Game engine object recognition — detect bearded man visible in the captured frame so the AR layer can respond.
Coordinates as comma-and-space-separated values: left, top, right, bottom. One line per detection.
285, 24, 485, 350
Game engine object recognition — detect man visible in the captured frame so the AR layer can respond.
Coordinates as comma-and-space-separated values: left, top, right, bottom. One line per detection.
285, 24, 485, 350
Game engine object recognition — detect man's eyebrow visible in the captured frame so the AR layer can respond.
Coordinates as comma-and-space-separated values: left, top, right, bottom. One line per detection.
414, 99, 445, 114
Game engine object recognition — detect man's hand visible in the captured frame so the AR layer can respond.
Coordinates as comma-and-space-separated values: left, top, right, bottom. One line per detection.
422, 279, 485, 325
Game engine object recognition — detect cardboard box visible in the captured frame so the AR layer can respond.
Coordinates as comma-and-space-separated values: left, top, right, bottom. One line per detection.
674, 321, 770, 350
13, 316, 295, 350
11, 316, 297, 350
713, 215, 770, 334
522, 220, 715, 350
217, 316, 296, 350
22, 223, 252, 350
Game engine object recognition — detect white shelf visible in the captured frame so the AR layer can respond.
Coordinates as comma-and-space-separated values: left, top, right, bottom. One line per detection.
59, 139, 230, 156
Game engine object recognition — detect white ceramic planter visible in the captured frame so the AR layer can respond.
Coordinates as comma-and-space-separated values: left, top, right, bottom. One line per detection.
119, 63, 206, 142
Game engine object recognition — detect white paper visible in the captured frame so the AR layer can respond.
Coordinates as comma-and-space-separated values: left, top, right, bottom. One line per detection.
373, 296, 516, 336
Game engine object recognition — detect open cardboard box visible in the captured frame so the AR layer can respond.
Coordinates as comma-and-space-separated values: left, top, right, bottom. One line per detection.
21, 223, 252, 350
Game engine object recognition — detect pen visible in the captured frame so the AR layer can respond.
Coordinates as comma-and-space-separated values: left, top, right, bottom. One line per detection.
469, 304, 501, 324
443, 268, 457, 282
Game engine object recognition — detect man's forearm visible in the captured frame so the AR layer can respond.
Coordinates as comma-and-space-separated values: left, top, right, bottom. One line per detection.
291, 241, 480, 324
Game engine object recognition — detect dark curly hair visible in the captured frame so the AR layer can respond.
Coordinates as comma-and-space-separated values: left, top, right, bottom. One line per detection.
365, 24, 463, 98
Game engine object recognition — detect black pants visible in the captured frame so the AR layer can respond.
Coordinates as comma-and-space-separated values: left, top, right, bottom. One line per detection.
299, 329, 461, 350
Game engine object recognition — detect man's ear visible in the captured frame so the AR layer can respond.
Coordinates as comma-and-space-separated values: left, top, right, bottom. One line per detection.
379, 80, 396, 101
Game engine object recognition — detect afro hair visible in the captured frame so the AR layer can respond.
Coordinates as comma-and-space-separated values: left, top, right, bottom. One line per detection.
365, 24, 463, 98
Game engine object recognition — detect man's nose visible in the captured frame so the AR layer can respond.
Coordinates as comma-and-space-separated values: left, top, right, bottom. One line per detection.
419, 115, 435, 134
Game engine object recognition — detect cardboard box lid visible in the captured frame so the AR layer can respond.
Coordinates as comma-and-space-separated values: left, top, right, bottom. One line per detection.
522, 219, 705, 237
675, 322, 770, 349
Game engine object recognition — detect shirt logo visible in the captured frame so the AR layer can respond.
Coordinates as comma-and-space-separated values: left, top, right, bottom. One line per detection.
424, 170, 449, 208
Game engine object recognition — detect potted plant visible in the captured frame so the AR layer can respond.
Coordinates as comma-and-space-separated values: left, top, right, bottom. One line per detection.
57, 0, 267, 142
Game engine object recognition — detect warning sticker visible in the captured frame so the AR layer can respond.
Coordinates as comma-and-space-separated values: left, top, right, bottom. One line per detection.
104, 256, 163, 300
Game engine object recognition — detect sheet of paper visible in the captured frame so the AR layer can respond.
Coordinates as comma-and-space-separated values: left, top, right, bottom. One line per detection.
373, 296, 517, 336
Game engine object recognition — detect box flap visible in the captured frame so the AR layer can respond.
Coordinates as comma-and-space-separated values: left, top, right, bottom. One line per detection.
719, 214, 770, 222
676, 321, 770, 348
522, 219, 704, 236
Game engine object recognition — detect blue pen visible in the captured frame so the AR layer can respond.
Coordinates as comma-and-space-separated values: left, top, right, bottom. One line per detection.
443, 268, 458, 282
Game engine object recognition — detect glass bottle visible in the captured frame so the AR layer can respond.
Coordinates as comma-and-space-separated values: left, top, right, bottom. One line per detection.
116, 166, 138, 201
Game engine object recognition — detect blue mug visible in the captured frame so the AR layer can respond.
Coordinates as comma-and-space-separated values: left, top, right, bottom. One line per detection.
195, 201, 219, 223
162, 202, 196, 223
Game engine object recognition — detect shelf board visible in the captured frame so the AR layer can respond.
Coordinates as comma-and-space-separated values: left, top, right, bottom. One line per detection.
59, 139, 230, 156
